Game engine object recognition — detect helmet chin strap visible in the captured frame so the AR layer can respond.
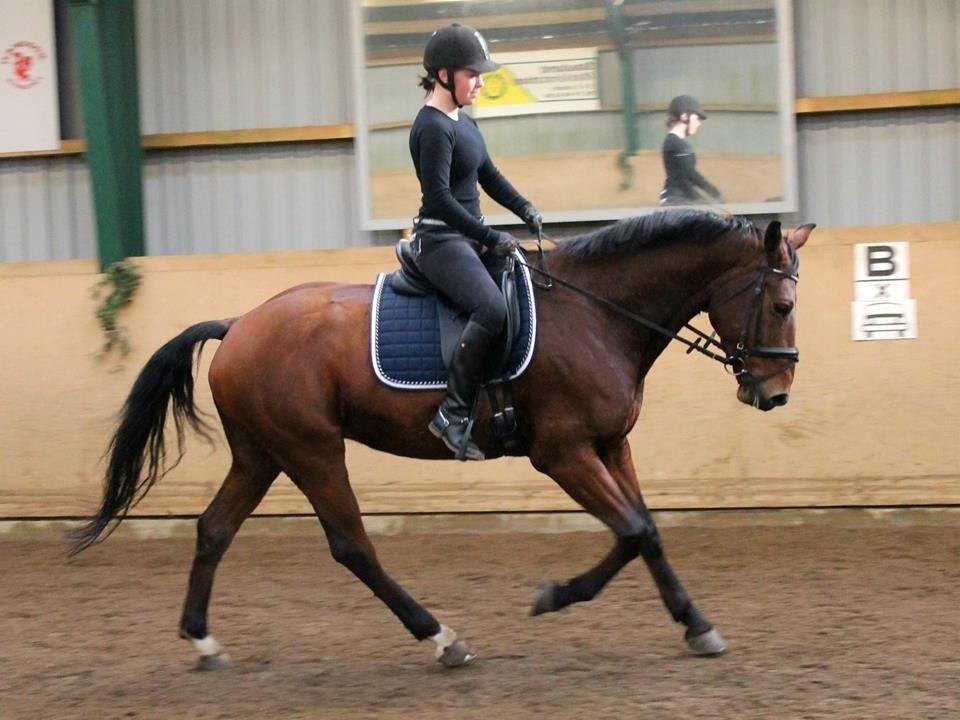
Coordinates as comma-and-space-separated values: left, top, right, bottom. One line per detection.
437, 68, 463, 109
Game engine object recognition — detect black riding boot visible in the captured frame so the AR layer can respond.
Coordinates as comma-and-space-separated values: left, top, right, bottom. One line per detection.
429, 319, 497, 461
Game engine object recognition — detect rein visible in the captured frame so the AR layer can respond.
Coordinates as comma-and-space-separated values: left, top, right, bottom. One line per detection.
517, 230, 800, 378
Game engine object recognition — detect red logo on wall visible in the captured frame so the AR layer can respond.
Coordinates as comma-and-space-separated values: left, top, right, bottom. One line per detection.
2, 40, 48, 89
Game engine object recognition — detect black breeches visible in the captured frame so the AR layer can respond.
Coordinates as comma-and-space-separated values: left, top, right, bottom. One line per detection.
415, 231, 507, 336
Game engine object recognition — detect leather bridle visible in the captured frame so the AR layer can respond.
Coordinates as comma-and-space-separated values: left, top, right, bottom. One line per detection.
698, 243, 800, 384
516, 232, 800, 381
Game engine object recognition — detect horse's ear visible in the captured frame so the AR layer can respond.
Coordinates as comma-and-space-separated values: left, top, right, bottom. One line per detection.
789, 223, 816, 250
763, 221, 782, 255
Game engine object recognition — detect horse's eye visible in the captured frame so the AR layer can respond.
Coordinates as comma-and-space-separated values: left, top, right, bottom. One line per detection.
773, 301, 794, 316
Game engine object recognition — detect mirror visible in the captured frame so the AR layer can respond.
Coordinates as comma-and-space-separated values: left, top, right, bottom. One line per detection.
351, 0, 797, 230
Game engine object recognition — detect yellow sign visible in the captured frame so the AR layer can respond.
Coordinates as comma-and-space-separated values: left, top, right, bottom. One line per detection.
476, 67, 535, 107
472, 48, 600, 118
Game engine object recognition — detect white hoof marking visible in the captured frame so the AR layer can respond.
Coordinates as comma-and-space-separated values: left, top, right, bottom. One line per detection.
429, 624, 457, 658
192, 635, 225, 658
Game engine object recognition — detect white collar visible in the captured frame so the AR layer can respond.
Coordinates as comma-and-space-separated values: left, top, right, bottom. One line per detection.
426, 100, 459, 121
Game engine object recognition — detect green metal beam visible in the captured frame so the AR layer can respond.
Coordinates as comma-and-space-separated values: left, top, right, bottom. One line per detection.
605, 0, 639, 190
68, 0, 144, 270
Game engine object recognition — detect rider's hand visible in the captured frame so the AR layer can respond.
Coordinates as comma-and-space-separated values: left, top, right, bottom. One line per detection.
490, 231, 520, 258
520, 203, 543, 236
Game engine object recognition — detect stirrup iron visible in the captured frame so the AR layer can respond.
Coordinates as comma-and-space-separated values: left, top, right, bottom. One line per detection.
429, 407, 484, 461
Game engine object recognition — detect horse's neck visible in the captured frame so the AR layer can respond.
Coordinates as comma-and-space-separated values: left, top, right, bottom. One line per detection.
547, 238, 751, 370
550, 242, 740, 324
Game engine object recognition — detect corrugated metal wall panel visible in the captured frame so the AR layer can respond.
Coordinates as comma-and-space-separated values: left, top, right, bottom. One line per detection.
798, 107, 960, 226
133, 0, 378, 254
137, 0, 352, 134
0, 146, 371, 263
0, 167, 19, 261
796, 0, 960, 96
0, 158, 95, 262
142, 142, 368, 255
633, 43, 780, 108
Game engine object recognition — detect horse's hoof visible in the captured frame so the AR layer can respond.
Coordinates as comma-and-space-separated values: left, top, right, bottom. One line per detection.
195, 652, 232, 671
686, 628, 727, 656
530, 581, 559, 616
437, 640, 476, 668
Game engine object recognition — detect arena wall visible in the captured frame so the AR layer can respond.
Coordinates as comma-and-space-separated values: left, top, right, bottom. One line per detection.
1, 222, 957, 519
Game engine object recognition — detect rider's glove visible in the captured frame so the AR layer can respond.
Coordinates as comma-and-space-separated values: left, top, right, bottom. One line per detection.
490, 231, 520, 258
519, 203, 543, 236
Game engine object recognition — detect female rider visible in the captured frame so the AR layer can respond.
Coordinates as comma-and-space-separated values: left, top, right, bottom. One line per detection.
659, 95, 725, 205
409, 23, 541, 460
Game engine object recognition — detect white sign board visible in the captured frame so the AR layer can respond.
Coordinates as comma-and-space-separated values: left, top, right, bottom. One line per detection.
0, 0, 60, 154
852, 242, 917, 340
852, 299, 917, 340
473, 48, 600, 118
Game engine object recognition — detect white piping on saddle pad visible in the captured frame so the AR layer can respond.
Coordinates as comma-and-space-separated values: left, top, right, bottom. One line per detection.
370, 249, 537, 390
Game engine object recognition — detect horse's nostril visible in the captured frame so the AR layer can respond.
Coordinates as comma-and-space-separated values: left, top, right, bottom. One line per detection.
770, 393, 789, 407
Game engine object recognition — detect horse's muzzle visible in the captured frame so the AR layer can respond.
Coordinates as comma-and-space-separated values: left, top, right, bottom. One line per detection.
765, 393, 790, 409
738, 385, 789, 411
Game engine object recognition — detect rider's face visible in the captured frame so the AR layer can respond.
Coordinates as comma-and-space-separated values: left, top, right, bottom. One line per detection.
685, 113, 703, 135
453, 69, 484, 105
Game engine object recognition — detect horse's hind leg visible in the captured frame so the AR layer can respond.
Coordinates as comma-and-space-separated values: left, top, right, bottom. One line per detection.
288, 445, 475, 667
179, 423, 280, 670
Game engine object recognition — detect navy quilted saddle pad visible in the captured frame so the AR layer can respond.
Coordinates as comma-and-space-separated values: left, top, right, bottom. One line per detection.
370, 260, 537, 390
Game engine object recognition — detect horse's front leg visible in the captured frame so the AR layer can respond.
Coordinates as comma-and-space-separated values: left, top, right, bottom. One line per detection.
530, 440, 725, 656
529, 441, 648, 613
603, 439, 726, 656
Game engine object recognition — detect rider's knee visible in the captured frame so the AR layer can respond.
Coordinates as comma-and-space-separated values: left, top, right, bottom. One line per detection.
473, 297, 507, 335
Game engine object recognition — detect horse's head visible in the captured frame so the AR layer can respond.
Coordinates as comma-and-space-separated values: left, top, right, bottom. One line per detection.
707, 221, 815, 411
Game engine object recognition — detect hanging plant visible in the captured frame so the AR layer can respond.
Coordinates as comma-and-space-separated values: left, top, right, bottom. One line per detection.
91, 259, 142, 355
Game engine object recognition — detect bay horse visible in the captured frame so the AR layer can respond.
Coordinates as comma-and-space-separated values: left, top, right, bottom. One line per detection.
73, 209, 813, 670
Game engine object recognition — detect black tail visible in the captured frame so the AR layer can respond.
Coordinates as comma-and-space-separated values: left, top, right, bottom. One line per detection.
71, 319, 234, 555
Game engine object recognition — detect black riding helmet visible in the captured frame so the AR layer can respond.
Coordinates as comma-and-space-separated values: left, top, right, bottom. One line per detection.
668, 94, 708, 120
423, 23, 499, 107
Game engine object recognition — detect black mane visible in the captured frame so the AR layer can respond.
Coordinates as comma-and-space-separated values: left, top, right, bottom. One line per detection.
556, 209, 756, 260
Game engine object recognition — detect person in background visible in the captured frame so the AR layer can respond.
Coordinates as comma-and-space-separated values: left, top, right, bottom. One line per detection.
659, 95, 725, 205
409, 23, 542, 460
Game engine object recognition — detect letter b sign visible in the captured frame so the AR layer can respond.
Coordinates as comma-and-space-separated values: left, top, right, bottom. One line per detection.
854, 242, 908, 282
866, 246, 896, 277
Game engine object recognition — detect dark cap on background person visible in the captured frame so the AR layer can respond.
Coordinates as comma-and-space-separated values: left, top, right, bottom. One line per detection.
668, 95, 707, 119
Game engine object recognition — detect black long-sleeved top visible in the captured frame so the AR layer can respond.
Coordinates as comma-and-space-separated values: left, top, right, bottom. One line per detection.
660, 133, 722, 203
409, 106, 527, 246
